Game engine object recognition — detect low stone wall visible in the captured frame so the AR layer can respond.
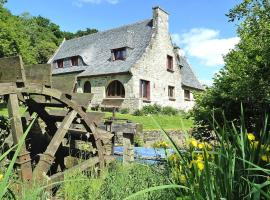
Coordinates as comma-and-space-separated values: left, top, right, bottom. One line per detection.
115, 130, 187, 148
143, 130, 186, 147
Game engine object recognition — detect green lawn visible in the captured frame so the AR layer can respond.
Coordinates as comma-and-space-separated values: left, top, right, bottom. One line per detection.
104, 112, 193, 131
0, 103, 193, 131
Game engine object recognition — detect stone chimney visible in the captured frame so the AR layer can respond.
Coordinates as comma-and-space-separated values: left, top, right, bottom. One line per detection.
152, 6, 169, 34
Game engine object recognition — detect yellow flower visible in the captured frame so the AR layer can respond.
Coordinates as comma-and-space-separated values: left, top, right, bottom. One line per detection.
261, 155, 269, 162
197, 154, 204, 161
198, 143, 205, 149
0, 174, 3, 181
247, 133, 255, 141
251, 141, 259, 148
179, 175, 186, 183
190, 139, 198, 148
197, 161, 205, 171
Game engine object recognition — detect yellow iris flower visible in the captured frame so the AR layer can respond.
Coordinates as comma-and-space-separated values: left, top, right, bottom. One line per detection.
247, 133, 255, 141
0, 174, 3, 181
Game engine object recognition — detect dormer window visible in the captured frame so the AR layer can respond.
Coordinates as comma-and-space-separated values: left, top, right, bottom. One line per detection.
57, 59, 63, 68
111, 48, 126, 61
71, 56, 78, 66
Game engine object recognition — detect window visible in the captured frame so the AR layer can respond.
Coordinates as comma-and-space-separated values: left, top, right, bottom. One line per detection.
83, 81, 91, 93
71, 56, 79, 66
111, 48, 126, 61
167, 55, 173, 71
57, 59, 63, 68
106, 80, 125, 98
140, 80, 150, 100
168, 86, 175, 99
184, 89, 191, 101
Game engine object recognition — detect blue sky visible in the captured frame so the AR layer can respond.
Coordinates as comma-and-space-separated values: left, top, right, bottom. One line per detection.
5, 0, 242, 85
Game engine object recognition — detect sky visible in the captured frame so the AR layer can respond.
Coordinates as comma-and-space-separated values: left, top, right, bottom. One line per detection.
5, 0, 242, 86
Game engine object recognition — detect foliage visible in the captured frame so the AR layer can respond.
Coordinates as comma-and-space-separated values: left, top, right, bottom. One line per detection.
192, 0, 270, 134
162, 106, 179, 116
56, 162, 176, 200
134, 134, 144, 147
129, 115, 270, 200
132, 109, 144, 116
97, 162, 177, 200
0, 6, 97, 65
133, 104, 180, 116
119, 107, 129, 114
0, 113, 37, 199
62, 28, 98, 40
142, 104, 162, 115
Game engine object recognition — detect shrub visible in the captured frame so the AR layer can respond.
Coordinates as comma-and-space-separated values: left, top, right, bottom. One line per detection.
132, 109, 144, 116
120, 108, 129, 114
161, 106, 178, 116
142, 104, 162, 115
134, 134, 144, 147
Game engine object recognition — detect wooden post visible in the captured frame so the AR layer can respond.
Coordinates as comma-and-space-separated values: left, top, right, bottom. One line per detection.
8, 94, 33, 182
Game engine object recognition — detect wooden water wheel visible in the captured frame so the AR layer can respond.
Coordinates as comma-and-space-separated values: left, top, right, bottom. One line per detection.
0, 56, 114, 184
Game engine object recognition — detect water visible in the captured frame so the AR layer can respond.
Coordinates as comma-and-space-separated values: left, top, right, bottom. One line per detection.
114, 146, 173, 164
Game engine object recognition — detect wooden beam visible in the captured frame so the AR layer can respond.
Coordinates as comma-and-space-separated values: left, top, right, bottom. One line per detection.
8, 93, 32, 182
33, 110, 77, 180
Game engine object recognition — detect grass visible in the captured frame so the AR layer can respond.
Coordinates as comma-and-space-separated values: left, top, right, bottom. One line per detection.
104, 112, 193, 131
0, 103, 193, 131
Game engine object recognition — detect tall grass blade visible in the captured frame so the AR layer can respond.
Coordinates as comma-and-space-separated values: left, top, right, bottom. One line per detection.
0, 113, 37, 199
123, 184, 189, 200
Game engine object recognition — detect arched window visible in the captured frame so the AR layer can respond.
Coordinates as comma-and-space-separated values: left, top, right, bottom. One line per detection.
83, 81, 91, 93
106, 80, 125, 98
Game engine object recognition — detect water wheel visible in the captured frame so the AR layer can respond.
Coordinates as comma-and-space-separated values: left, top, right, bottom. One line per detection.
0, 56, 114, 184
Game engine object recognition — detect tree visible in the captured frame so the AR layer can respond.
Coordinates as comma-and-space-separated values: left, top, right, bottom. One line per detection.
193, 0, 270, 135
0, 6, 98, 64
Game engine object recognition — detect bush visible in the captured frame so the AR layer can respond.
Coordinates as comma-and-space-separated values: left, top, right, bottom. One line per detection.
134, 134, 144, 147
120, 108, 129, 114
133, 105, 180, 116
133, 109, 144, 116
142, 104, 162, 115
161, 106, 178, 116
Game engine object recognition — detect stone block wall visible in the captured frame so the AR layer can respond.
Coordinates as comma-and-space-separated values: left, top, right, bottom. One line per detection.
130, 7, 185, 110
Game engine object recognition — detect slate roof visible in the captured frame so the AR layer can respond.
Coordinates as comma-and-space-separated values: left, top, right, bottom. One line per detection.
51, 19, 153, 77
179, 56, 204, 90
51, 17, 203, 91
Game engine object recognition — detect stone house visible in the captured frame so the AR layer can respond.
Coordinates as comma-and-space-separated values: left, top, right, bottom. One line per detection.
49, 6, 203, 112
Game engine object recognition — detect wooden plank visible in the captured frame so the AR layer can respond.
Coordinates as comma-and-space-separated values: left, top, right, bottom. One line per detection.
33, 110, 78, 179
24, 64, 52, 87
0, 56, 26, 83
52, 73, 78, 94
100, 98, 124, 108
86, 112, 105, 125
8, 94, 32, 182
71, 93, 93, 108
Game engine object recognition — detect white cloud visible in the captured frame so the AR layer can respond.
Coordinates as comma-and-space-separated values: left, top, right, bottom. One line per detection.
200, 79, 213, 86
73, 0, 119, 7
172, 28, 239, 67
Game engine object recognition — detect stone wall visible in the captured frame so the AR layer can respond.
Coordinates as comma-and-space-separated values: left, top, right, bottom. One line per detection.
115, 130, 187, 148
77, 74, 141, 112
130, 7, 185, 110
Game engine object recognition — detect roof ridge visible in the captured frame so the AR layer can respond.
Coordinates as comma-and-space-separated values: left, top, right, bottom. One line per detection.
65, 19, 152, 43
